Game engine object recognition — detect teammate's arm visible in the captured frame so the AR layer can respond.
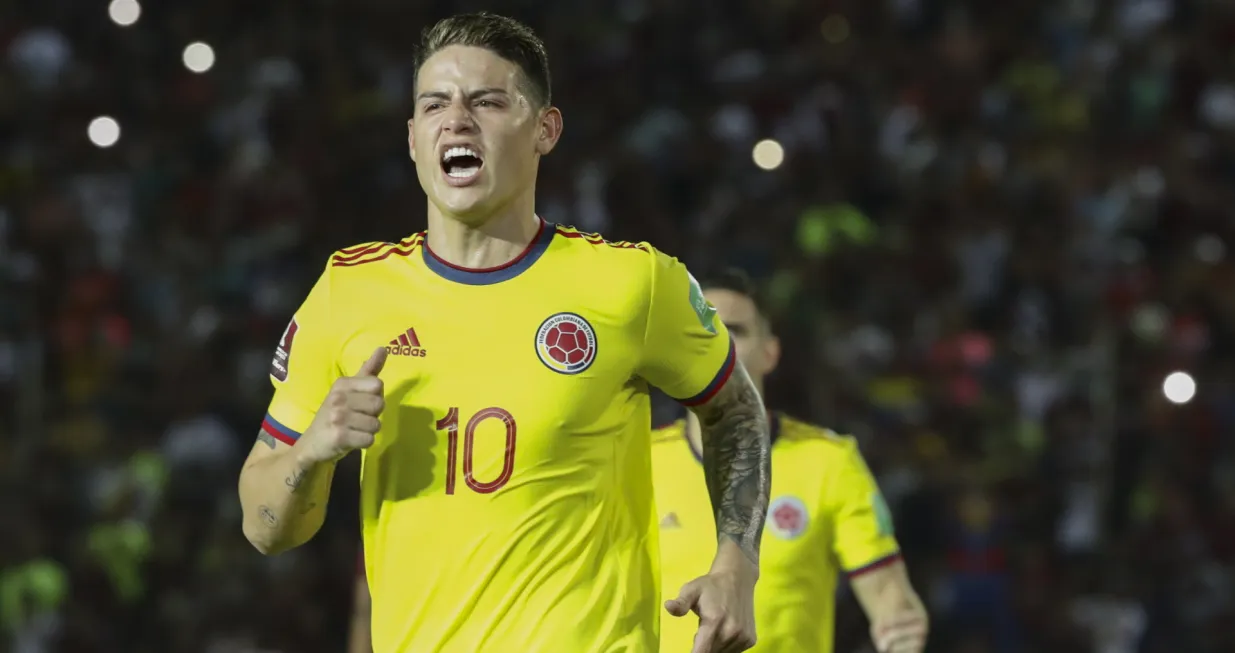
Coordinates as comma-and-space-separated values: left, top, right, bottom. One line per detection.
636, 249, 771, 652
828, 437, 928, 653
850, 560, 929, 653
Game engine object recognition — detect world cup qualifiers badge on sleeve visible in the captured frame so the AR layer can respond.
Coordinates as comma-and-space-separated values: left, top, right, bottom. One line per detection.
271, 317, 298, 382
687, 273, 717, 334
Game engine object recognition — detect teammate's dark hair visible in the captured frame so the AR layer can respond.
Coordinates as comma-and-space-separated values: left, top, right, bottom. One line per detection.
699, 268, 768, 321
415, 13, 551, 108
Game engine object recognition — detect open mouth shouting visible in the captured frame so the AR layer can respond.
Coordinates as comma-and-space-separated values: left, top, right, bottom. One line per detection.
440, 145, 485, 186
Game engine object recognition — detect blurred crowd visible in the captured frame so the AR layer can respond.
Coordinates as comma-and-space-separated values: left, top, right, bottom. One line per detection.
4, 0, 1235, 651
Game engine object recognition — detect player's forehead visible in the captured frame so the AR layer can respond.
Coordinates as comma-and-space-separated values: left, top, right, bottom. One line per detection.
416, 45, 524, 96
704, 288, 758, 323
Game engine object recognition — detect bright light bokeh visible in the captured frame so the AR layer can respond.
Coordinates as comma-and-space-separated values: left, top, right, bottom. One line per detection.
752, 139, 785, 170
108, 0, 141, 27
1162, 371, 1197, 405
183, 42, 216, 73
88, 116, 121, 148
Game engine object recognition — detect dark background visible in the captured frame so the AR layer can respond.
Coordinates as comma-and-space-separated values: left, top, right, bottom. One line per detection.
3, 0, 1234, 651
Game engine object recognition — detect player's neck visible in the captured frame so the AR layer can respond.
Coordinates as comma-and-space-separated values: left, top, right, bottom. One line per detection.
425, 203, 542, 270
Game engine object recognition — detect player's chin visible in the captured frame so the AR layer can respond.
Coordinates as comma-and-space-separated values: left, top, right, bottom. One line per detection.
433, 186, 496, 222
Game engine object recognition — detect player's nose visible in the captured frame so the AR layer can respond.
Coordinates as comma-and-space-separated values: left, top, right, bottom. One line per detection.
442, 105, 477, 133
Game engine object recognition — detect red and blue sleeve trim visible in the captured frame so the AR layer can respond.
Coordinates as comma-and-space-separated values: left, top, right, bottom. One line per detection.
261, 413, 301, 446
846, 551, 902, 578
679, 335, 737, 407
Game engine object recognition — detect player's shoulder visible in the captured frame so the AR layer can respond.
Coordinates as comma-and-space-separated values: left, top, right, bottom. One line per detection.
774, 414, 859, 458
651, 418, 686, 446
550, 224, 659, 265
324, 234, 426, 274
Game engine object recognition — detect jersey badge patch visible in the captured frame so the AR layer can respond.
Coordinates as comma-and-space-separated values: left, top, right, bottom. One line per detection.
535, 313, 597, 374
872, 491, 895, 536
270, 317, 298, 382
687, 272, 718, 334
768, 495, 809, 540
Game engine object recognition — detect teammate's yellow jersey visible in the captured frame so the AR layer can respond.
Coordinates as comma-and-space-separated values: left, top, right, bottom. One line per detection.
653, 415, 900, 653
261, 220, 735, 653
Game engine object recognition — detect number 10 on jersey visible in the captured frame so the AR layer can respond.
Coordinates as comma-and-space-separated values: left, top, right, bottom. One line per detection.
435, 407, 517, 495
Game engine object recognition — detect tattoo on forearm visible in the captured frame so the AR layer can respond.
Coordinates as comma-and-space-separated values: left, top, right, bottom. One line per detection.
694, 364, 771, 565
285, 468, 307, 492
257, 432, 277, 449
285, 466, 325, 516
258, 505, 278, 527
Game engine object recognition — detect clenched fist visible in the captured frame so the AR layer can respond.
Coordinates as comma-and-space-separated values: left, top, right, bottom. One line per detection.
298, 347, 388, 464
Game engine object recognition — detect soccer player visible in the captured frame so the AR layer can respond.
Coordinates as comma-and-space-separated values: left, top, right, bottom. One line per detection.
653, 270, 929, 653
236, 13, 772, 653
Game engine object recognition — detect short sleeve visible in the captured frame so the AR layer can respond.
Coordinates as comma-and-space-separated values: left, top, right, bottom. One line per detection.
826, 439, 902, 576
261, 267, 340, 445
635, 248, 736, 406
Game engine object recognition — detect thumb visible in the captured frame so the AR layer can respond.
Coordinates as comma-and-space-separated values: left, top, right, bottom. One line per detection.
664, 580, 702, 617
357, 346, 388, 377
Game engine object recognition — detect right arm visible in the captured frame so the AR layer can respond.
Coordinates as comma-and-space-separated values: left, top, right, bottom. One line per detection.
238, 432, 336, 555
238, 265, 385, 555
238, 350, 386, 555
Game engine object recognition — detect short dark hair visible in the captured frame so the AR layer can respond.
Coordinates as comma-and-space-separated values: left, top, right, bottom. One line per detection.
415, 12, 551, 107
699, 267, 769, 321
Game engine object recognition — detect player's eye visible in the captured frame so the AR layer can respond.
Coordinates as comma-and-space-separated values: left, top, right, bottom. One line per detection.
475, 99, 501, 109
423, 102, 444, 112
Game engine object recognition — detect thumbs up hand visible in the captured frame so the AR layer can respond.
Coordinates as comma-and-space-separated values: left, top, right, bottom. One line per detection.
299, 347, 388, 465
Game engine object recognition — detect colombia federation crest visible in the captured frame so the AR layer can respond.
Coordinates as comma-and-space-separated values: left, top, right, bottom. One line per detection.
535, 312, 597, 374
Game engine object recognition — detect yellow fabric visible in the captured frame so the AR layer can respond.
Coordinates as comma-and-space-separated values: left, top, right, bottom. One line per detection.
654, 416, 901, 652
266, 224, 734, 652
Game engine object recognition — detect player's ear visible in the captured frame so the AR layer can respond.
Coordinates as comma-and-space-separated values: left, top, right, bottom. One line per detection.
763, 335, 781, 376
535, 106, 563, 156
407, 118, 416, 162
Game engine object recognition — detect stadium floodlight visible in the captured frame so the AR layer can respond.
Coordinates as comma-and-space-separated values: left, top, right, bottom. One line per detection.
183, 42, 216, 73
108, 0, 141, 27
1162, 371, 1196, 405
88, 116, 121, 148
752, 139, 785, 170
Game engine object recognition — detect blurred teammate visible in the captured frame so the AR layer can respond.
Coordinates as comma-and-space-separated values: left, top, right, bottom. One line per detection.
654, 269, 929, 653
237, 13, 771, 653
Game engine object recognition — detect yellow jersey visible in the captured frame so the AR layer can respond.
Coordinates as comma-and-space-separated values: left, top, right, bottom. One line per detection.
262, 220, 735, 653
653, 415, 900, 653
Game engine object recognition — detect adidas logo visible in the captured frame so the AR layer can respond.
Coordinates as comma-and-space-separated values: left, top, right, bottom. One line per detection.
660, 512, 681, 529
386, 328, 427, 357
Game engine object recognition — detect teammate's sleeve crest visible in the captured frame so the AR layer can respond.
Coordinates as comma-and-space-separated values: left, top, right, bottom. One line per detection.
871, 490, 895, 537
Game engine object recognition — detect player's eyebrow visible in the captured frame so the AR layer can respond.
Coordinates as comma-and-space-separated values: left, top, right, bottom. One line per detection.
415, 88, 510, 103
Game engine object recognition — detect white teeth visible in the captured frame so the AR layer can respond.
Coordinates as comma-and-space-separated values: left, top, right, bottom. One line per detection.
442, 146, 481, 163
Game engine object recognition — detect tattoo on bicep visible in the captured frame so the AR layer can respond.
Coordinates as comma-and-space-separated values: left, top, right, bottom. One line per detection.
257, 432, 277, 449
258, 505, 278, 527
694, 364, 772, 565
